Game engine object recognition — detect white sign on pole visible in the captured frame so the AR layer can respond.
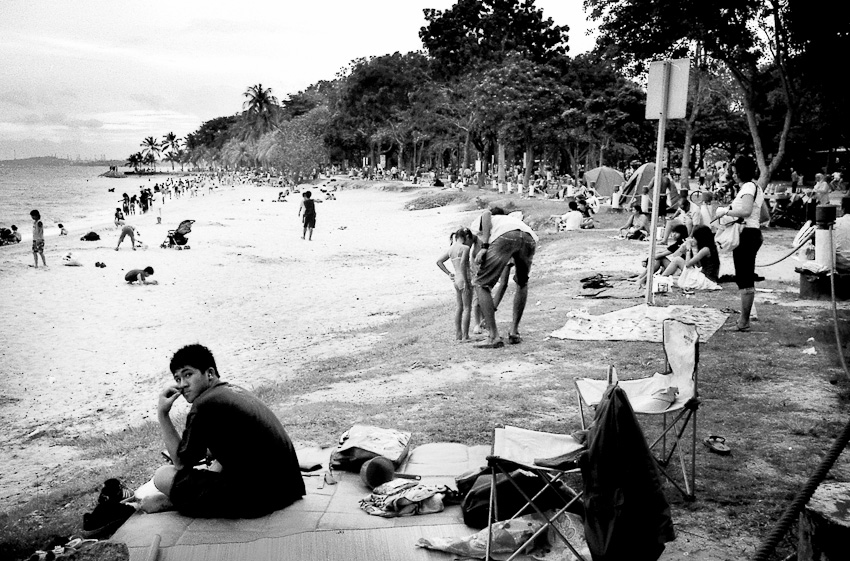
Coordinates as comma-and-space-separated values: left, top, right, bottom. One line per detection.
645, 58, 690, 120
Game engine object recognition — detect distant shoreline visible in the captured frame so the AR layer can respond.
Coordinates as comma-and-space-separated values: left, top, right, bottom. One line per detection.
0, 156, 125, 167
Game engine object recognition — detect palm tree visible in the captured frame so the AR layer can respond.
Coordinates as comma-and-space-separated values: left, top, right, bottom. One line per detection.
126, 152, 143, 173
141, 136, 162, 171
143, 152, 156, 172
164, 151, 180, 170
162, 132, 180, 169
242, 83, 279, 139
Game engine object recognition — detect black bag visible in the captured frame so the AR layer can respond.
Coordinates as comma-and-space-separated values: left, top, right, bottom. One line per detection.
460, 469, 582, 529
81, 231, 100, 241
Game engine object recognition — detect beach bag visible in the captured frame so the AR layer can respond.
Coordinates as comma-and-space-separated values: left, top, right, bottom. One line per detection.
81, 231, 100, 241
715, 220, 742, 253
330, 425, 411, 472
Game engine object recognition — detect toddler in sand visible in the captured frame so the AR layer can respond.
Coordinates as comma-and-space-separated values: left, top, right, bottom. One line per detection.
436, 227, 475, 341
125, 266, 157, 285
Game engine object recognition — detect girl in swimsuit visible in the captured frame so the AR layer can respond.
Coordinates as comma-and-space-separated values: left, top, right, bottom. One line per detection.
436, 227, 475, 341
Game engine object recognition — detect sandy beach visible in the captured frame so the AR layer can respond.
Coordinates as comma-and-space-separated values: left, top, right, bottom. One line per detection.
0, 180, 478, 508
0, 179, 817, 510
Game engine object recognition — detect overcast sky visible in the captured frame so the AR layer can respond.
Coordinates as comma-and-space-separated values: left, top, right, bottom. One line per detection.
0, 0, 596, 161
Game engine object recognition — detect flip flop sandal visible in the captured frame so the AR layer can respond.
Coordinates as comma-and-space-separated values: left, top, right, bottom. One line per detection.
508, 334, 522, 345
703, 435, 731, 455
475, 340, 505, 349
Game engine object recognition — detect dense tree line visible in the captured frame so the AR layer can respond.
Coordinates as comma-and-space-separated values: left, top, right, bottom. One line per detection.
131, 0, 847, 187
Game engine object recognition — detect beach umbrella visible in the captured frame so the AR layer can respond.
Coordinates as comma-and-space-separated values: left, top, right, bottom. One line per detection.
584, 166, 626, 197
619, 163, 656, 201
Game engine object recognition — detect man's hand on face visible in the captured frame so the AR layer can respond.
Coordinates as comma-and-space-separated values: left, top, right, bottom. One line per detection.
158, 385, 182, 416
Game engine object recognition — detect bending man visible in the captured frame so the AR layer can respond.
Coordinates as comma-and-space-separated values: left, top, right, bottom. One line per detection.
470, 204, 538, 348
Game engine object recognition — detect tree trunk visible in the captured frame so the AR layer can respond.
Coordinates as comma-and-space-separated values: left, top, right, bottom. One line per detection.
523, 142, 534, 190
680, 125, 694, 191
498, 142, 506, 185
463, 132, 470, 171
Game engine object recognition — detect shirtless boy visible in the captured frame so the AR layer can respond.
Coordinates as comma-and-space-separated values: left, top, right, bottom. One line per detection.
125, 267, 157, 285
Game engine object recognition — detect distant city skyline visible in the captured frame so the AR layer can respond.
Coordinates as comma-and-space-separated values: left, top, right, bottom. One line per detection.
0, 0, 596, 161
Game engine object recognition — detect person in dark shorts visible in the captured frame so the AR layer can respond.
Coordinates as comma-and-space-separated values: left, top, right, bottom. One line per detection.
470, 203, 539, 348
298, 190, 322, 240
153, 344, 305, 518
125, 266, 156, 284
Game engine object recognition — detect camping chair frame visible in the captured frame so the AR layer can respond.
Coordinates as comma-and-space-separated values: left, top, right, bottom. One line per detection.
485, 427, 588, 561
575, 319, 700, 500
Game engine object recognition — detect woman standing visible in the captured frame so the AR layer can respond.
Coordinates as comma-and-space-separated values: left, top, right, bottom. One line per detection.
715, 155, 763, 331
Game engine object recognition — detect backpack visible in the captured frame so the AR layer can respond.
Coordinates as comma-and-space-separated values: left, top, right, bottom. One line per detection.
459, 468, 582, 529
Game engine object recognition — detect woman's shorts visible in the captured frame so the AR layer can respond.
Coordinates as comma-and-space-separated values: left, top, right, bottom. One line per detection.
733, 227, 763, 289
474, 231, 536, 289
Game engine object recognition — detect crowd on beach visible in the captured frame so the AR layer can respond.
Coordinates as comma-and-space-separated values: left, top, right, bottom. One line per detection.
434, 154, 830, 339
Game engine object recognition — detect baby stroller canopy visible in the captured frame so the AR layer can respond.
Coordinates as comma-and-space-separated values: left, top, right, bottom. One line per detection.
161, 219, 194, 250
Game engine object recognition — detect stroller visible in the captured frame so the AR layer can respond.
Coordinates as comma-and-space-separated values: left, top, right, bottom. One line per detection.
161, 220, 194, 249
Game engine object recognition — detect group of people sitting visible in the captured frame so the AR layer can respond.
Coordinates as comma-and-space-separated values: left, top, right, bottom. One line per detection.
617, 190, 722, 290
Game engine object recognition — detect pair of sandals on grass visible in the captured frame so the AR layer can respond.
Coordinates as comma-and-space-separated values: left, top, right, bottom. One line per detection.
475, 333, 523, 349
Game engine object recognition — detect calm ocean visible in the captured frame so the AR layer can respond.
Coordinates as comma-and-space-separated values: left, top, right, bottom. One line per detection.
0, 163, 157, 234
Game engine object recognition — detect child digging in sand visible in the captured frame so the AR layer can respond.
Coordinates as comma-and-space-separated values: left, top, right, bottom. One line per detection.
125, 266, 157, 285
436, 227, 475, 341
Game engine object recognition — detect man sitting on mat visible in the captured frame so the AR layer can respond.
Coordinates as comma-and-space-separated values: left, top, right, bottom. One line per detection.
152, 344, 305, 518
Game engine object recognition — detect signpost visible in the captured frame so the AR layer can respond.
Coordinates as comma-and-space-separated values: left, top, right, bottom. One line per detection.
644, 58, 690, 305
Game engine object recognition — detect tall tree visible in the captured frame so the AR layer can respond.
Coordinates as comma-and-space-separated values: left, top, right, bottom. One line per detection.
140, 136, 161, 170
162, 132, 180, 170
584, 0, 835, 184
242, 83, 280, 139
420, 0, 570, 79
474, 54, 569, 188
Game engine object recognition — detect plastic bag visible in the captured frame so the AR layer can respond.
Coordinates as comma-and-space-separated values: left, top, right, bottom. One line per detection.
715, 220, 742, 253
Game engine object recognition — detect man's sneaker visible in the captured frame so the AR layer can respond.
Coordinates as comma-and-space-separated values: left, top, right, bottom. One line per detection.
98, 478, 133, 504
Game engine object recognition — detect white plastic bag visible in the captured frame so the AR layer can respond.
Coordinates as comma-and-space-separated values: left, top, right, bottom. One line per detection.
715, 220, 742, 253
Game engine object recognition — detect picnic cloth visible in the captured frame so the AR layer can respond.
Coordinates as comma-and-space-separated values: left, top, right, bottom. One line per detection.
550, 304, 728, 343
110, 443, 489, 561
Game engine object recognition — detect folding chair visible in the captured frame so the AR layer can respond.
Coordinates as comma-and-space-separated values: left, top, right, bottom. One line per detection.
575, 318, 699, 500
485, 425, 589, 561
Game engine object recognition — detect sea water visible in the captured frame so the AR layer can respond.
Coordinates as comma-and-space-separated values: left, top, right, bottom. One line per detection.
0, 163, 159, 235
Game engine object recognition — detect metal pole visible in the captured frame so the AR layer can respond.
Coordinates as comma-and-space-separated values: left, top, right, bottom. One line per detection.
644, 61, 672, 305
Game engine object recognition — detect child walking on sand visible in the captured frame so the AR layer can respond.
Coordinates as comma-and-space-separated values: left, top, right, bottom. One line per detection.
30, 210, 47, 268
436, 227, 475, 341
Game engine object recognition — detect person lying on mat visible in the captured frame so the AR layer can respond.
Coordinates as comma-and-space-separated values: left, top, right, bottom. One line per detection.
152, 344, 305, 518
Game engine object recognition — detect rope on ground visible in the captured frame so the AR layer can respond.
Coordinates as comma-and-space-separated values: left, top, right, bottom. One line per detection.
752, 225, 850, 561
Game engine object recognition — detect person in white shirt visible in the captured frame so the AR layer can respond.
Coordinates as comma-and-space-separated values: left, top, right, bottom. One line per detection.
560, 201, 585, 230
469, 203, 539, 348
